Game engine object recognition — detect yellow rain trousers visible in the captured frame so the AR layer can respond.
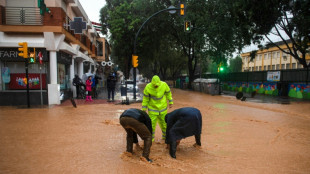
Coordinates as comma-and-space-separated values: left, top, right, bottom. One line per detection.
142, 75, 173, 141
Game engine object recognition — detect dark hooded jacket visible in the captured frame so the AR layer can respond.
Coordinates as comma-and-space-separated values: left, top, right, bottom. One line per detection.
120, 108, 153, 143
165, 107, 202, 144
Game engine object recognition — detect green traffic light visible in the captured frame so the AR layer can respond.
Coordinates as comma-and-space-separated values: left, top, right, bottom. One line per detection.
29, 58, 34, 63
220, 67, 224, 71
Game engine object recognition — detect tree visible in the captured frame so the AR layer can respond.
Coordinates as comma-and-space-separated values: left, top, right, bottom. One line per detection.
228, 56, 243, 72
232, 0, 310, 68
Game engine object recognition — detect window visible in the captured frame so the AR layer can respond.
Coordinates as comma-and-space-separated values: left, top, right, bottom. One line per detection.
264, 53, 268, 59
264, 65, 267, 71
273, 52, 277, 59
276, 64, 280, 70
259, 54, 262, 60
272, 65, 275, 70
292, 63, 296, 69
256, 66, 259, 71
286, 63, 290, 69
281, 64, 285, 69
259, 66, 262, 71
298, 63, 303, 69
282, 51, 288, 61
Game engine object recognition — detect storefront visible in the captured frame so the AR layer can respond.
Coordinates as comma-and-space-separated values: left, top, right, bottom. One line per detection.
0, 48, 49, 106
57, 51, 73, 101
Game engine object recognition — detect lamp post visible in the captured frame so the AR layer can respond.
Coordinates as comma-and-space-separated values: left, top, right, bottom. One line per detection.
133, 6, 180, 99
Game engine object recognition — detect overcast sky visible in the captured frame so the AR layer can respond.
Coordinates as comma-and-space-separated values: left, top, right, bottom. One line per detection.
79, 0, 106, 23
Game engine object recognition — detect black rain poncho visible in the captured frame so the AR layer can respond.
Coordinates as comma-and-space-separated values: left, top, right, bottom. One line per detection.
165, 107, 202, 144
120, 108, 152, 143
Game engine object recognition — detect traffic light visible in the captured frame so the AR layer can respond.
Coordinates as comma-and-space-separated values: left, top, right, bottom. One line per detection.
29, 52, 36, 63
180, 3, 185, 16
184, 21, 191, 32
18, 42, 28, 58
28, 48, 36, 63
218, 63, 225, 72
132, 54, 138, 68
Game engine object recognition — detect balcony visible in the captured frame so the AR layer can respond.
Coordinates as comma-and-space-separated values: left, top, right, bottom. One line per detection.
4, 7, 43, 25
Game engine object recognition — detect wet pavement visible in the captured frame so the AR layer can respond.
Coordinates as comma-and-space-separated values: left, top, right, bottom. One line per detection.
1, 84, 310, 174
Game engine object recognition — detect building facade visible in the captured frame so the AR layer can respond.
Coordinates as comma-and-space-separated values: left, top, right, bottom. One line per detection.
0, 0, 110, 106
241, 41, 310, 72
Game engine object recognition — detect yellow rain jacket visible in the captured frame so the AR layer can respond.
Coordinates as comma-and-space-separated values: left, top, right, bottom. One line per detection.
142, 75, 173, 115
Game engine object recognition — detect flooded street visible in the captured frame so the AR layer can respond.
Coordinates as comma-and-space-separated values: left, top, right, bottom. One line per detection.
1, 87, 310, 174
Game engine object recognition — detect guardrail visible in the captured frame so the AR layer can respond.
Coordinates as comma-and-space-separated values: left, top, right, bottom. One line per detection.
5, 7, 42, 25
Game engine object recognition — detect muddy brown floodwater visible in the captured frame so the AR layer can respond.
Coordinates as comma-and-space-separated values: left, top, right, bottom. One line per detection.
1, 87, 310, 174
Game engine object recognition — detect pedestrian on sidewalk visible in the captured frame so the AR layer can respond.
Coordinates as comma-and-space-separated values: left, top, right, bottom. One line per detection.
119, 108, 153, 163
72, 74, 84, 99
85, 76, 93, 101
165, 107, 202, 159
107, 72, 116, 102
142, 75, 173, 142
92, 75, 101, 98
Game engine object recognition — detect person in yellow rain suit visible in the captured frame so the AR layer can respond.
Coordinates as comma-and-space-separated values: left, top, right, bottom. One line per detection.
142, 75, 173, 141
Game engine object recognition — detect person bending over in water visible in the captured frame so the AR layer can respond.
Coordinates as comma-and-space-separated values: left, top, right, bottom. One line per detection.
120, 108, 153, 162
165, 107, 202, 159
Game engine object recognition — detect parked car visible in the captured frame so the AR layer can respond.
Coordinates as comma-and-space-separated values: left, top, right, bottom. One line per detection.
126, 80, 139, 92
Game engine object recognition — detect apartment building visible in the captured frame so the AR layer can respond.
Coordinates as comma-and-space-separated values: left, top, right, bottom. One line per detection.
241, 41, 310, 72
0, 0, 110, 106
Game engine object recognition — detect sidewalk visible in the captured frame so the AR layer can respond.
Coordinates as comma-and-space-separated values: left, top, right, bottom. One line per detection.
61, 83, 144, 106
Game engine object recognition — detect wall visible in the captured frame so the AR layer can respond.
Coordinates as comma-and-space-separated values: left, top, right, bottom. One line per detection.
223, 82, 310, 100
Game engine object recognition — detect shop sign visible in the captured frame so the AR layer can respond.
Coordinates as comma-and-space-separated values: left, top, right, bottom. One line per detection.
0, 48, 48, 62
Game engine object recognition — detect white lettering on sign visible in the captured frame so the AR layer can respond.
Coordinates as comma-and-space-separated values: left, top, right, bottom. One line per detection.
0, 51, 19, 58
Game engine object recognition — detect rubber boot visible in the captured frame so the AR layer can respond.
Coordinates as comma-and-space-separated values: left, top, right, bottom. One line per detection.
195, 134, 201, 146
89, 96, 93, 101
169, 141, 177, 159
86, 96, 89, 101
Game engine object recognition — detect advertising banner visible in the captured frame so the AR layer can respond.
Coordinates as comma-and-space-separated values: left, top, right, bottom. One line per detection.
267, 71, 281, 82
9, 73, 47, 89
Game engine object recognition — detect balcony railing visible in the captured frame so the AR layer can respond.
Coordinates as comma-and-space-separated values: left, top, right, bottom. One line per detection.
5, 7, 43, 25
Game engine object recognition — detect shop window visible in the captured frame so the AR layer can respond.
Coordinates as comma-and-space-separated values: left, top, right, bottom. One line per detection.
1, 62, 48, 90
57, 63, 70, 90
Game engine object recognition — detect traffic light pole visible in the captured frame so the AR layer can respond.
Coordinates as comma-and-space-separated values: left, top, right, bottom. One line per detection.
25, 60, 30, 108
133, 7, 180, 99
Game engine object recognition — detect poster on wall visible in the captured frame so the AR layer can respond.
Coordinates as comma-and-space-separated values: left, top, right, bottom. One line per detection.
267, 71, 281, 82
2, 67, 10, 83
58, 64, 66, 89
9, 73, 47, 89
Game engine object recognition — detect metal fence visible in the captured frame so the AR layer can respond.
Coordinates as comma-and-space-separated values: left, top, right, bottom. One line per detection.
202, 69, 310, 83
5, 7, 43, 25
